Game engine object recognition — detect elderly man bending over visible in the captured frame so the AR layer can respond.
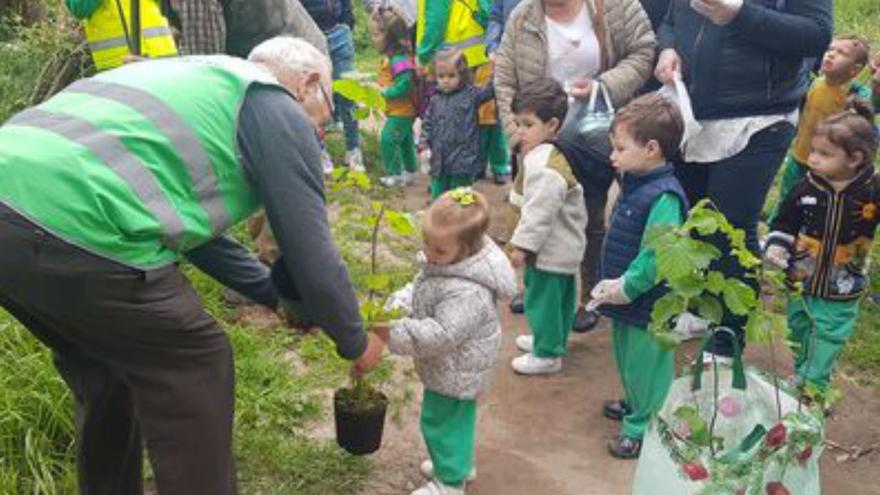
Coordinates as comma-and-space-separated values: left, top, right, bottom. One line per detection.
0, 37, 383, 495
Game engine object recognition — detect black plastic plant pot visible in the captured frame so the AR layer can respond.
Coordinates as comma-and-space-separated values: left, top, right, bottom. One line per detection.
334, 387, 388, 455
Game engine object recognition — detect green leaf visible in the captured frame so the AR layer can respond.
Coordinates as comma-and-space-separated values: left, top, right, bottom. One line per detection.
745, 311, 786, 345
655, 331, 683, 350
385, 210, 417, 237
332, 79, 366, 103
706, 271, 726, 294
651, 293, 687, 329
685, 206, 722, 236
644, 225, 676, 248
364, 274, 391, 291
353, 106, 371, 120
721, 279, 757, 316
670, 273, 705, 298
693, 294, 724, 324
363, 86, 387, 112
673, 405, 711, 447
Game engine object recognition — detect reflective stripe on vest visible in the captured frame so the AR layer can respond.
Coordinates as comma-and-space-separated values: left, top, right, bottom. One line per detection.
65, 78, 230, 236
445, 0, 487, 67
87, 25, 173, 52
8, 107, 185, 249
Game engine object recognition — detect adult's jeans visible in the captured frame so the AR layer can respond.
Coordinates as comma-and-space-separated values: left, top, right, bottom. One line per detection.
326, 24, 360, 152
0, 204, 236, 495
674, 121, 796, 357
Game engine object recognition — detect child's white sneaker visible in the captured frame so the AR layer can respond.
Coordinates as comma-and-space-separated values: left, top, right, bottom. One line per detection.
419, 460, 477, 482
379, 175, 401, 187
511, 353, 561, 375
410, 479, 464, 495
515, 334, 533, 353
346, 148, 365, 172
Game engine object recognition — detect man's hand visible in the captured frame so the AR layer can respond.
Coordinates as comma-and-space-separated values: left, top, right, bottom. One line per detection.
567, 77, 593, 101
352, 332, 385, 376
508, 247, 528, 269
690, 0, 743, 26
587, 278, 630, 310
764, 244, 791, 270
655, 49, 682, 85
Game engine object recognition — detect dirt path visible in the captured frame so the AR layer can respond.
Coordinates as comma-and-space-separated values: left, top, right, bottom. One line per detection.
355, 176, 880, 495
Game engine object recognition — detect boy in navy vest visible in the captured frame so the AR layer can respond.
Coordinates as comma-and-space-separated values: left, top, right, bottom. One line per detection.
507, 78, 588, 375
588, 93, 688, 459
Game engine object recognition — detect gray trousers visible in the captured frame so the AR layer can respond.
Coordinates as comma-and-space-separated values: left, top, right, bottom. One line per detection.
0, 204, 236, 495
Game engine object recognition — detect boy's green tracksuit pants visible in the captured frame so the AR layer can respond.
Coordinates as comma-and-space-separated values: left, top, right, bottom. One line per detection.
524, 266, 576, 358
380, 116, 416, 175
787, 296, 859, 391
430, 175, 474, 200
421, 389, 477, 488
612, 321, 675, 439
479, 124, 510, 176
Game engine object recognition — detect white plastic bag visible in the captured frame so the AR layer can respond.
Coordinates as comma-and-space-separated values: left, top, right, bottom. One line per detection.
632, 330, 824, 495
657, 71, 703, 150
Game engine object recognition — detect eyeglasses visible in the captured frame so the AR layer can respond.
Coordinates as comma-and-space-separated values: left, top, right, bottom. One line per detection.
319, 82, 335, 115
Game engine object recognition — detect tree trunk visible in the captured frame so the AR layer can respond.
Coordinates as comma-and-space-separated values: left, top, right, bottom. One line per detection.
0, 0, 48, 24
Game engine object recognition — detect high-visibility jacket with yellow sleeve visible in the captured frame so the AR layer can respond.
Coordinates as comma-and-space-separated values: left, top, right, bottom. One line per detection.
0, 56, 282, 269
416, 0, 488, 68
67, 0, 178, 71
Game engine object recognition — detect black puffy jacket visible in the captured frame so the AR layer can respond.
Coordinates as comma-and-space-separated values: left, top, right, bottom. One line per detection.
657, 0, 832, 120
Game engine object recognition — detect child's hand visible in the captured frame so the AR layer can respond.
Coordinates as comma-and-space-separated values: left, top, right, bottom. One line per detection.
589, 278, 630, 307
371, 324, 391, 343
508, 248, 527, 268
764, 244, 791, 270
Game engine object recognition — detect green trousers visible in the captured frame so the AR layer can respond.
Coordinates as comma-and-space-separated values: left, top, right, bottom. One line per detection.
420, 389, 477, 488
524, 266, 576, 358
479, 124, 510, 176
612, 321, 675, 439
430, 175, 474, 200
787, 296, 859, 390
380, 116, 416, 175
768, 153, 807, 223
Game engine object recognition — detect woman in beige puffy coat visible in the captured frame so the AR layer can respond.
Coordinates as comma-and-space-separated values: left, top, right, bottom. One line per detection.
495, 0, 655, 333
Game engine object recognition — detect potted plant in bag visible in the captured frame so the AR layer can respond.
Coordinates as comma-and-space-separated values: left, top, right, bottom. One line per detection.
630, 200, 829, 495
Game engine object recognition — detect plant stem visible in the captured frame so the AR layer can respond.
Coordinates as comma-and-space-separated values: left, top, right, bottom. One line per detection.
368, 205, 386, 303
709, 342, 720, 457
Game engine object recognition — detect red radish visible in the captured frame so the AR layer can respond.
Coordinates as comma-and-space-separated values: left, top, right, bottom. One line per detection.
765, 423, 787, 450
797, 446, 813, 465
765, 481, 790, 495
682, 462, 709, 481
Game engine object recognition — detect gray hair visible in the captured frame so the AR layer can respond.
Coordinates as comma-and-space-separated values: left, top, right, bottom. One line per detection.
247, 36, 331, 85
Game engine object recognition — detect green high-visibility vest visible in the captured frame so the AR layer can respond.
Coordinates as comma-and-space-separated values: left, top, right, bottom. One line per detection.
0, 56, 282, 269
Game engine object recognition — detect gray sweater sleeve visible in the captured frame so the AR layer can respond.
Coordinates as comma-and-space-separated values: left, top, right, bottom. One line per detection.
236, 86, 367, 360
184, 234, 278, 308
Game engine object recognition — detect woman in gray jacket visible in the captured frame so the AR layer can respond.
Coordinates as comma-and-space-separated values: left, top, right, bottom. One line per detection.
377, 190, 517, 495
495, 0, 655, 332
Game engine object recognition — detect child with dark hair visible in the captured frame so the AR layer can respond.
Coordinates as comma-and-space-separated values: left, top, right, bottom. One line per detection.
376, 188, 517, 495
766, 100, 880, 397
770, 35, 873, 221
507, 77, 588, 376
370, 6, 419, 187
420, 48, 496, 198
589, 93, 688, 459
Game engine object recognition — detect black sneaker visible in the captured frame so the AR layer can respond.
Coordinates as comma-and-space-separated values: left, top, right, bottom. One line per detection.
509, 291, 524, 314
608, 435, 642, 459
572, 307, 600, 333
602, 399, 631, 421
